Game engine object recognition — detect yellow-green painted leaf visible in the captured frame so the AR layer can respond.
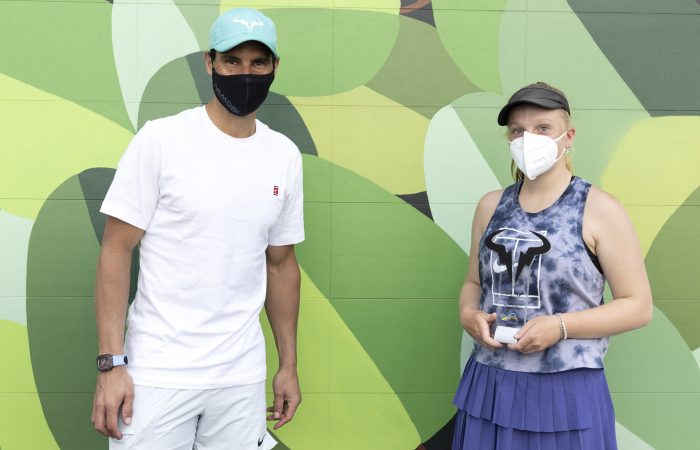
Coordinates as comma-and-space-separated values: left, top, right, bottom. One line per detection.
0, 321, 60, 450
261, 269, 420, 449
601, 116, 700, 255
287, 96, 333, 161
0, 74, 133, 219
0, 0, 132, 130
292, 87, 429, 195
327, 86, 429, 195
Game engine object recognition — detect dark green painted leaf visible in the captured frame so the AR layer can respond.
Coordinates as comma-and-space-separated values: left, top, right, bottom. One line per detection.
137, 54, 204, 129
297, 155, 468, 439
567, 0, 700, 13
26, 168, 295, 448
432, 0, 507, 93
26, 171, 112, 450
138, 53, 317, 155
367, 14, 479, 118
645, 187, 700, 348
568, 1, 700, 114
257, 93, 318, 156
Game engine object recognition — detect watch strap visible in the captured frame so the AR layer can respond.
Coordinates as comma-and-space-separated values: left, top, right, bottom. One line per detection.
112, 354, 128, 367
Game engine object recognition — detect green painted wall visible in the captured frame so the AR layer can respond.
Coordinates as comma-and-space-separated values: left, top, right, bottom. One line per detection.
0, 1, 698, 449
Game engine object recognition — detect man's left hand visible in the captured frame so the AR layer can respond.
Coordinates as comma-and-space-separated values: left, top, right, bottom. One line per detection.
266, 366, 301, 429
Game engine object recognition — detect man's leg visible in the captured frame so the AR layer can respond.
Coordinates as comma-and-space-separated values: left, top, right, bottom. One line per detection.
194, 381, 276, 450
109, 385, 201, 450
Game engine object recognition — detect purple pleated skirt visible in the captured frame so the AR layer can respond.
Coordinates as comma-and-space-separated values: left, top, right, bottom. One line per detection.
452, 358, 617, 450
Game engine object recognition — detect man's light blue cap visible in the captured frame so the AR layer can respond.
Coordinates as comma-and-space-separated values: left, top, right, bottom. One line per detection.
209, 8, 278, 57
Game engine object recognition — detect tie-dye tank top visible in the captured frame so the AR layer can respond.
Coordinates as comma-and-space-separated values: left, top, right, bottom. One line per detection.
472, 176, 608, 373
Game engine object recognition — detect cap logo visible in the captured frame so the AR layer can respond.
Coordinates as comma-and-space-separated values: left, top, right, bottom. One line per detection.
233, 17, 263, 32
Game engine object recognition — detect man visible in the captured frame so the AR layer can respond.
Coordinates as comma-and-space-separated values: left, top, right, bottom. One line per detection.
91, 8, 303, 449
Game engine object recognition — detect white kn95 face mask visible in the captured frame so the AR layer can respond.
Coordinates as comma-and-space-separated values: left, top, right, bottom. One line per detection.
509, 131, 567, 180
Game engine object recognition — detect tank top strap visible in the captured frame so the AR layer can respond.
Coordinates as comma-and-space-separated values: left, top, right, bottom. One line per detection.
562, 176, 592, 236
486, 182, 524, 234
494, 182, 521, 213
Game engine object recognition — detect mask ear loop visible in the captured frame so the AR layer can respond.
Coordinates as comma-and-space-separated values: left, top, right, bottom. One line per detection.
552, 130, 570, 163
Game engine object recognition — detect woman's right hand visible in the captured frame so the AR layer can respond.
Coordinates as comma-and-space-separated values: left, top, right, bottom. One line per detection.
461, 309, 503, 350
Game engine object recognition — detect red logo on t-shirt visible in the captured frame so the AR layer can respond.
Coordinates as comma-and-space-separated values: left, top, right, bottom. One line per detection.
273, 186, 279, 196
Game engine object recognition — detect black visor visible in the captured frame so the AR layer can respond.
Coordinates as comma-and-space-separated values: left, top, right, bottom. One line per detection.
497, 86, 570, 126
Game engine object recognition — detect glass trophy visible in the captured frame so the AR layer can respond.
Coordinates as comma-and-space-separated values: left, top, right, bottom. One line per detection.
493, 295, 529, 344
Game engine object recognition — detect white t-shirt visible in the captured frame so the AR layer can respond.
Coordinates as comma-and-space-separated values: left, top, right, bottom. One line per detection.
101, 106, 304, 389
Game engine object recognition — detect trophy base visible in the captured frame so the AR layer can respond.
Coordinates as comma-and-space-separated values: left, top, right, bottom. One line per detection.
494, 326, 519, 344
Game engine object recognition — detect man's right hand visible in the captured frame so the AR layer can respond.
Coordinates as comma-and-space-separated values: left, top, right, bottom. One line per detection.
460, 309, 503, 350
91, 367, 134, 439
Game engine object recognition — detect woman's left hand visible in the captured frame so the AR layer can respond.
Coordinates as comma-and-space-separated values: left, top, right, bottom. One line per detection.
508, 315, 561, 354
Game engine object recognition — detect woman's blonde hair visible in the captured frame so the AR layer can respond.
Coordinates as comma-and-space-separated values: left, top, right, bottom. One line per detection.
507, 82, 574, 182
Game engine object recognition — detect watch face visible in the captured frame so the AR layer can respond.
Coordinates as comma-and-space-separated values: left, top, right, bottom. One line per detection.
96, 354, 113, 372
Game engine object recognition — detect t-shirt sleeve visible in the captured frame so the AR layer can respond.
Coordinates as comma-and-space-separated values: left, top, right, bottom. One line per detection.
100, 122, 162, 230
269, 150, 305, 246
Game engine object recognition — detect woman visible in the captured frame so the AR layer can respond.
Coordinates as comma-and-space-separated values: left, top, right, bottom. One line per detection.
452, 82, 652, 449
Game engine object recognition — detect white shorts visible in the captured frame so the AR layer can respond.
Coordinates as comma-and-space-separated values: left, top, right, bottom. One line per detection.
109, 381, 276, 450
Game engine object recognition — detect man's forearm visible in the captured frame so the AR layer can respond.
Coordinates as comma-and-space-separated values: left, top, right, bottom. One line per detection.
265, 250, 301, 369
95, 246, 133, 354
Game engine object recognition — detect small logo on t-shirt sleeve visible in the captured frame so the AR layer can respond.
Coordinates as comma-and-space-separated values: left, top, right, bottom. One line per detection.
273, 185, 279, 196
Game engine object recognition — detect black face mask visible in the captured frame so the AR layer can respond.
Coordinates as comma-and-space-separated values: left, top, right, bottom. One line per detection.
212, 68, 274, 116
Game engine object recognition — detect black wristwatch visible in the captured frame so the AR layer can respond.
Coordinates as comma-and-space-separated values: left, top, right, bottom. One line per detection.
96, 353, 128, 372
